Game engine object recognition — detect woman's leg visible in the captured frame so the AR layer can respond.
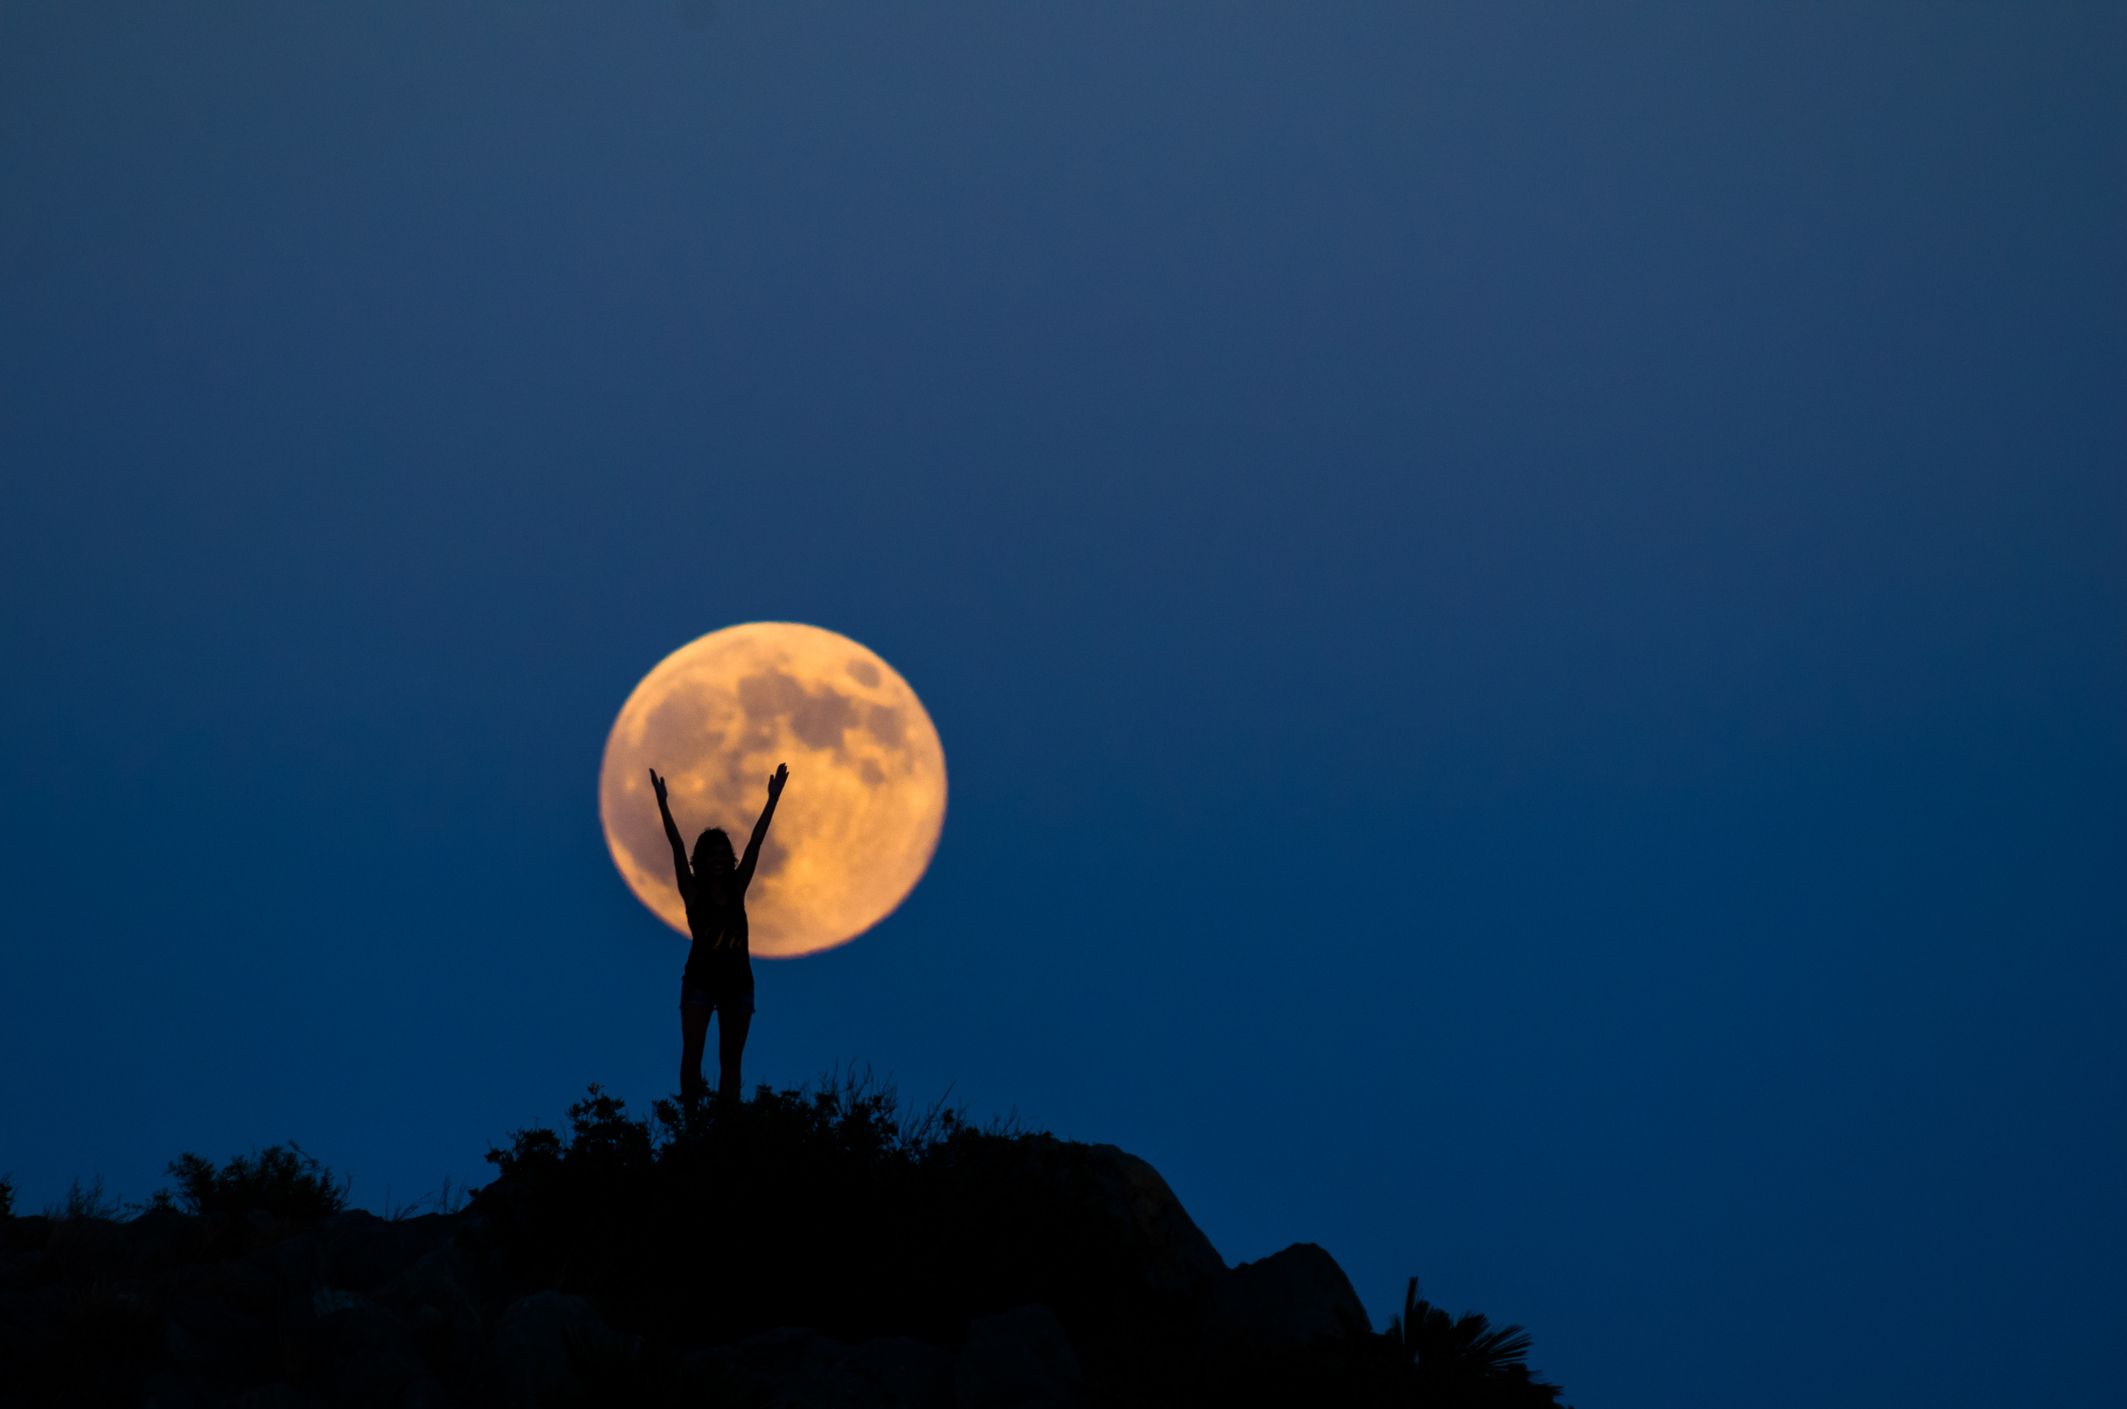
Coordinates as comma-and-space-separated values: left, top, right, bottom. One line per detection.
716, 1007, 752, 1104
680, 1003, 711, 1101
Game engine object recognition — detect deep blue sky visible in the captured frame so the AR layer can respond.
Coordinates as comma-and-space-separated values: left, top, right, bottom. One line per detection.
4, 5, 2122, 1406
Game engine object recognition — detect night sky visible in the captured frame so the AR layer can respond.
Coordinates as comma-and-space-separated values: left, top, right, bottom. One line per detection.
4, 6, 2123, 1407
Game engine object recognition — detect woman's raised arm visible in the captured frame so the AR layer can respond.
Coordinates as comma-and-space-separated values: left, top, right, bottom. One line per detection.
649, 768, 691, 899
735, 763, 788, 892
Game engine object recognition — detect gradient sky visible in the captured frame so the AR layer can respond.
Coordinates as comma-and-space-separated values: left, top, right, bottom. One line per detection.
3, 6, 2122, 1407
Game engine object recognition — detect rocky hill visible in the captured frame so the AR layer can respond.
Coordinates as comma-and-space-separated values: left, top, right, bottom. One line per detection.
0, 1082, 1569, 1407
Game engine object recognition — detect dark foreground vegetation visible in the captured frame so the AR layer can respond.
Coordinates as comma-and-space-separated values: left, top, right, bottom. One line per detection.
0, 1078, 1568, 1407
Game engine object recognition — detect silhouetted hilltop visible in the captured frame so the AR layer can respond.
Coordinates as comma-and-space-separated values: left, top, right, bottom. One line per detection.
0, 1079, 1570, 1407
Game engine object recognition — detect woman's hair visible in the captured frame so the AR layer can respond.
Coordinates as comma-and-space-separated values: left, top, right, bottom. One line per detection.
691, 827, 736, 877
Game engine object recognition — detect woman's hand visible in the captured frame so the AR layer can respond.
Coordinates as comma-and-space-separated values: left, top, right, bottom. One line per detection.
649, 768, 669, 805
767, 763, 789, 799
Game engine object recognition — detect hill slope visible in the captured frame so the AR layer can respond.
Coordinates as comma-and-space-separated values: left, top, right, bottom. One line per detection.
0, 1082, 1569, 1407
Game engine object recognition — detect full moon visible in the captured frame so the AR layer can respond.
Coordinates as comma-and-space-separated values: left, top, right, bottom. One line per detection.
598, 622, 946, 958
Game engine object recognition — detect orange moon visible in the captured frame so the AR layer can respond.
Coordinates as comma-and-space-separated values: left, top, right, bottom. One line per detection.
597, 622, 947, 958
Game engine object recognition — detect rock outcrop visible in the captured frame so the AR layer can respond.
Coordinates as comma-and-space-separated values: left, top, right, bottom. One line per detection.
1210, 1241, 1372, 1351
0, 1095, 1566, 1407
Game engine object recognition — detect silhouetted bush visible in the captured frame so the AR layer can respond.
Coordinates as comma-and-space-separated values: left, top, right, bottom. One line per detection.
46, 1175, 122, 1221
475, 1072, 1025, 1348
1391, 1276, 1567, 1407
0, 1173, 12, 1219
162, 1142, 348, 1221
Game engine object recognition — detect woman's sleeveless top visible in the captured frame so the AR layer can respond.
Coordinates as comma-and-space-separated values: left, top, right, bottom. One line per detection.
681, 881, 753, 994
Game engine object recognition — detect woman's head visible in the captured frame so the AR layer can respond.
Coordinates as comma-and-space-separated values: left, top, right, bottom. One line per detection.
692, 827, 736, 878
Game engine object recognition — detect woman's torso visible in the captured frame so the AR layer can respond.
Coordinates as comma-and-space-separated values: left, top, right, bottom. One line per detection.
681, 880, 752, 992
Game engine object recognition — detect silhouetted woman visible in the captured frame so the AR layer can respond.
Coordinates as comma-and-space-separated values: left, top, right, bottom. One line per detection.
651, 762, 787, 1103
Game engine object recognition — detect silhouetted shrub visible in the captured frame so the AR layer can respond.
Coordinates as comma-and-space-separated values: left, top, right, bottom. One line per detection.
472, 1071, 1004, 1346
485, 1122, 566, 1180
1390, 1276, 1567, 1407
484, 1070, 967, 1188
46, 1174, 122, 1220
163, 1142, 348, 1221
0, 1173, 12, 1219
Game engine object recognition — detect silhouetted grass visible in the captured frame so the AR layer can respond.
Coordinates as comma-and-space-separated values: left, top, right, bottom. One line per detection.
383, 1174, 466, 1221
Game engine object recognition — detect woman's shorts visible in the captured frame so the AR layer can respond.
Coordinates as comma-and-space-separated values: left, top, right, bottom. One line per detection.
680, 978, 755, 1015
